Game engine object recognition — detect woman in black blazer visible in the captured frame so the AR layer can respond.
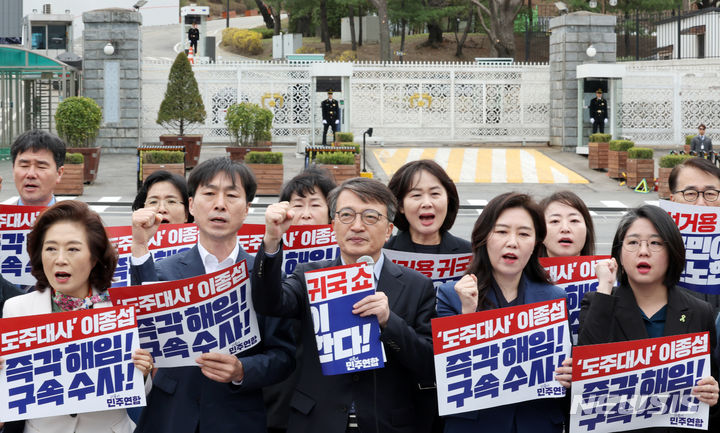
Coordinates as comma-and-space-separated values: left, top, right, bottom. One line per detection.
579, 205, 719, 421
385, 160, 470, 254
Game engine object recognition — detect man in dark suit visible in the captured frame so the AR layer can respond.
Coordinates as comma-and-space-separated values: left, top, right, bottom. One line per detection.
589, 89, 608, 134
188, 22, 200, 54
321, 89, 340, 146
130, 157, 295, 433
253, 177, 436, 433
691, 123, 713, 155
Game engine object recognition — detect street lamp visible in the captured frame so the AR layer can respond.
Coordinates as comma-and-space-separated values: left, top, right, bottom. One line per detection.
586, 45, 597, 57
589, 0, 597, 8
103, 42, 115, 56
362, 128, 373, 172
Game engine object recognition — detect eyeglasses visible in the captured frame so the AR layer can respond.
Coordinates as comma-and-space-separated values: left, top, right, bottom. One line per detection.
622, 239, 665, 252
335, 208, 386, 225
145, 198, 184, 208
672, 188, 720, 203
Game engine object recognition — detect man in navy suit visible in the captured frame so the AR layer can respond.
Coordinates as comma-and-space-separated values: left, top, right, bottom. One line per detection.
252, 177, 436, 433
130, 157, 295, 433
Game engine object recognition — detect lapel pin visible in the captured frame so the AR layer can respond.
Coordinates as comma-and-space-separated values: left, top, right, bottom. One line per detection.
680, 314, 686, 323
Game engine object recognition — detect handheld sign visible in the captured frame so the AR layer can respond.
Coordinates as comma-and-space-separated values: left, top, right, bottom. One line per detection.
0, 204, 46, 286
659, 200, 720, 295
109, 260, 260, 367
280, 224, 340, 275
433, 298, 571, 416
570, 332, 710, 433
383, 249, 473, 288
540, 255, 611, 343
304, 262, 384, 375
0, 306, 145, 421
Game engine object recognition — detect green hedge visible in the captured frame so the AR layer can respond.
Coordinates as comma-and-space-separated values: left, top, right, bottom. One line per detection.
315, 152, 355, 165
65, 152, 84, 164
589, 133, 612, 142
143, 151, 185, 164
336, 132, 354, 142
251, 27, 274, 39
221, 28, 263, 55
628, 147, 654, 159
609, 140, 634, 151
55, 97, 102, 147
246, 151, 282, 164
659, 153, 693, 168
686, 135, 696, 146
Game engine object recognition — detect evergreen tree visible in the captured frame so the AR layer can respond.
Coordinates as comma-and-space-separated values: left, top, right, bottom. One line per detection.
156, 52, 206, 136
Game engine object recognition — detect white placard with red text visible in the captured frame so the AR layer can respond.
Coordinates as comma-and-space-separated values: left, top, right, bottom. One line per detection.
540, 256, 611, 343
382, 249, 473, 288
0, 204, 46, 286
304, 262, 384, 375
570, 332, 710, 433
432, 299, 571, 416
109, 260, 260, 367
0, 306, 145, 421
659, 200, 720, 295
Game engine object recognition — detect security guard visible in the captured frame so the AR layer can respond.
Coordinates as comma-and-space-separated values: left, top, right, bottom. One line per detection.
321, 89, 340, 145
589, 88, 608, 134
188, 22, 200, 54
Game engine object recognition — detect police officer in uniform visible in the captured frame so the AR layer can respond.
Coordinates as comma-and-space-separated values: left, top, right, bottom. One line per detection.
589, 88, 608, 134
321, 89, 340, 146
188, 22, 200, 54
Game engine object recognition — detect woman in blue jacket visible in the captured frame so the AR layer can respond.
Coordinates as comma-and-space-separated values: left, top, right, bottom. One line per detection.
437, 192, 569, 433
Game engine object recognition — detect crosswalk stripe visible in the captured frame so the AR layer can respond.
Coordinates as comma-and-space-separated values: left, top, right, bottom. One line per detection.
1, 197, 18, 205
56, 196, 78, 201
89, 205, 109, 213
520, 150, 539, 183
98, 196, 122, 202
445, 149, 465, 182
505, 149, 523, 183
491, 149, 506, 183
407, 148, 425, 164
601, 200, 627, 208
459, 149, 478, 183
475, 150, 492, 183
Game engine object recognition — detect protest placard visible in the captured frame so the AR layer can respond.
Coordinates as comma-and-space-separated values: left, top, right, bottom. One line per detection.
382, 249, 473, 288
109, 260, 260, 368
659, 200, 720, 295
304, 262, 384, 375
570, 332, 710, 433
0, 306, 145, 421
540, 255, 611, 343
432, 298, 571, 416
0, 204, 46, 286
106, 223, 199, 287
281, 224, 340, 274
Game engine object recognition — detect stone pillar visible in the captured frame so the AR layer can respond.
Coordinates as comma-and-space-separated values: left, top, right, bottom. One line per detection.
82, 9, 142, 153
549, 12, 615, 151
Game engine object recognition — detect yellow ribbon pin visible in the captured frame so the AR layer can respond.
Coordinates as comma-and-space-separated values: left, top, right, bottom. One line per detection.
680, 314, 686, 322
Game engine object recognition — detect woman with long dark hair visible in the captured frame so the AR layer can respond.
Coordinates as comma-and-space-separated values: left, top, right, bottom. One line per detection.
436, 192, 568, 433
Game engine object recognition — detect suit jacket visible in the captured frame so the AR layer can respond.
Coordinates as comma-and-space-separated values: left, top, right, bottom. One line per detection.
321, 99, 339, 123
130, 246, 295, 433
2, 290, 135, 433
0, 275, 23, 318
252, 247, 436, 433
384, 230, 472, 254
690, 135, 713, 154
437, 276, 568, 433
579, 285, 719, 433
589, 97, 608, 121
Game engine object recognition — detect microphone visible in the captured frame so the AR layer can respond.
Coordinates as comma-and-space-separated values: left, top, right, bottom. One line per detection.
356, 255, 374, 266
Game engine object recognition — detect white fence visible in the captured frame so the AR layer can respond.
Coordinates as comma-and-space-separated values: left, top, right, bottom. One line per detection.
141, 61, 551, 144
142, 58, 720, 147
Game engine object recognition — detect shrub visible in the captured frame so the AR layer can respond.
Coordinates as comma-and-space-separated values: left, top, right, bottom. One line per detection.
628, 147, 654, 159
609, 140, 634, 151
246, 151, 282, 164
65, 153, 84, 164
251, 27, 275, 39
686, 135, 696, 146
225, 102, 274, 146
55, 97, 102, 147
335, 50, 357, 62
589, 133, 612, 142
156, 52, 206, 136
336, 132, 354, 142
232, 29, 263, 55
143, 150, 185, 164
296, 45, 320, 54
659, 153, 693, 168
315, 152, 355, 165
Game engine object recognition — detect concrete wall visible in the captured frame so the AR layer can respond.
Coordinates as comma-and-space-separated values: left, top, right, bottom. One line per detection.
549, 12, 616, 151
0, 0, 23, 39
83, 9, 142, 153
340, 16, 380, 44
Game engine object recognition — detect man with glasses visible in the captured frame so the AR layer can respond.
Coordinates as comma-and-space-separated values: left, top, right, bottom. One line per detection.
690, 124, 713, 155
252, 177, 436, 433
669, 156, 720, 312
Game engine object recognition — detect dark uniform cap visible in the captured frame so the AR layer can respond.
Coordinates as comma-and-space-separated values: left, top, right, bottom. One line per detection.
327, 89, 334, 95
596, 89, 603, 94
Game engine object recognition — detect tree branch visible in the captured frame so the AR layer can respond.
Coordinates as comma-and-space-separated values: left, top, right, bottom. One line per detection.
471, 0, 491, 18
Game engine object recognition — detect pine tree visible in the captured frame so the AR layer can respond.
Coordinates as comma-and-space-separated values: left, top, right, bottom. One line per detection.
156, 52, 206, 136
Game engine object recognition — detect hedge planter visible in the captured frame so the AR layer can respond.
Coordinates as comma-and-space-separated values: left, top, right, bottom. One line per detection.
226, 145, 272, 162
160, 134, 203, 170
627, 158, 654, 190
657, 167, 673, 199
142, 163, 185, 181
318, 163, 359, 184
607, 150, 628, 179
67, 146, 101, 184
56, 163, 84, 195
589, 142, 609, 170
247, 163, 283, 195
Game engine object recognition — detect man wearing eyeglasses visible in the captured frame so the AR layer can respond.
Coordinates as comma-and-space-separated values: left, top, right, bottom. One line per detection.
252, 177, 436, 433
690, 124, 713, 155
669, 156, 720, 313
